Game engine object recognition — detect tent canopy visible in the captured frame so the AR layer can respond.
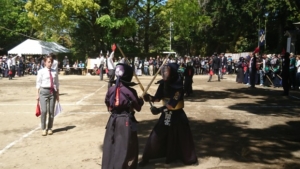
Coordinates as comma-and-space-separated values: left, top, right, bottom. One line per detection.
8, 39, 70, 55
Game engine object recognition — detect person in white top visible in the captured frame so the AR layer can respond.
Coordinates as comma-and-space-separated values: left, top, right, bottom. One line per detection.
107, 44, 116, 89
50, 53, 59, 73
6, 56, 12, 70
36, 55, 59, 136
296, 56, 300, 89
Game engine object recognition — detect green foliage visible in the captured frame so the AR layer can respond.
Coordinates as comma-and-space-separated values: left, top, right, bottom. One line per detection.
1, 0, 300, 57
0, 0, 34, 51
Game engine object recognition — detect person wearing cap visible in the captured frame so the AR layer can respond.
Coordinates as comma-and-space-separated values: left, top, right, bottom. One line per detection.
140, 63, 198, 167
102, 63, 144, 169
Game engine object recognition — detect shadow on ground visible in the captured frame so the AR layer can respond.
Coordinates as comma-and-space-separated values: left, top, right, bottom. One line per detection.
53, 125, 76, 133
185, 87, 300, 117
135, 118, 300, 168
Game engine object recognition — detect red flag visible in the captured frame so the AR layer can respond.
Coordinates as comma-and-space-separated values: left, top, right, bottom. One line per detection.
254, 46, 260, 54
36, 101, 41, 117
112, 43, 116, 51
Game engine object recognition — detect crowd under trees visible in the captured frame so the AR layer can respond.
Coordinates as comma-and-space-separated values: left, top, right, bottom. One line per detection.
0, 0, 300, 59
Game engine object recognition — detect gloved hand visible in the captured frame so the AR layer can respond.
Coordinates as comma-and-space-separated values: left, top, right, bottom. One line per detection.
150, 106, 160, 115
143, 94, 154, 102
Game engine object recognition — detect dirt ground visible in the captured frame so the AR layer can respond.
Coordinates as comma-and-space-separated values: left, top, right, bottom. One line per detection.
0, 73, 300, 169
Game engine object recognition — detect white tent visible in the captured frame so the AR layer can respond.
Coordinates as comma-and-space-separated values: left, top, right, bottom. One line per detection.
8, 39, 70, 56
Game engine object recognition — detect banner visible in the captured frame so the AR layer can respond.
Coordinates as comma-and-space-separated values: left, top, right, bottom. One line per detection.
259, 29, 265, 47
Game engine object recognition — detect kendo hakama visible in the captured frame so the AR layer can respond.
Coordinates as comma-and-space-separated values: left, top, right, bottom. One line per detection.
102, 63, 144, 169
140, 63, 198, 166
184, 65, 194, 96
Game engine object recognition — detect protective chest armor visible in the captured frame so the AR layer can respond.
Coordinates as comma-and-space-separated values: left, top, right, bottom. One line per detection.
162, 83, 184, 110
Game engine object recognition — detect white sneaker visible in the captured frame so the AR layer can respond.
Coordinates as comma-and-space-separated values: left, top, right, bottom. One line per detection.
48, 129, 53, 135
42, 130, 47, 136
260, 84, 263, 86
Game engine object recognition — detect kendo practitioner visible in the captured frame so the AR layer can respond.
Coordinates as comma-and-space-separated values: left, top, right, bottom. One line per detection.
102, 63, 144, 169
139, 63, 198, 167
184, 60, 194, 97
208, 53, 221, 82
281, 52, 290, 96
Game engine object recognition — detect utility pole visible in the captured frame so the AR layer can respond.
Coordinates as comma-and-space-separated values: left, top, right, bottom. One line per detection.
258, 18, 260, 47
264, 13, 268, 50
265, 19, 267, 50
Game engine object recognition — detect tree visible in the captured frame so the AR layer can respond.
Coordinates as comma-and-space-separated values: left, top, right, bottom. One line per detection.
25, 0, 138, 58
0, 0, 34, 52
166, 0, 211, 55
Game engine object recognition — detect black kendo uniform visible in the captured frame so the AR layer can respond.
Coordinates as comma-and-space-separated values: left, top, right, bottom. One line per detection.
102, 63, 144, 169
139, 63, 198, 167
184, 61, 194, 97
281, 52, 290, 96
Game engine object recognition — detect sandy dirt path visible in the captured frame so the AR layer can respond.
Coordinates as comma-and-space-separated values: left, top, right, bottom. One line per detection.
0, 74, 300, 169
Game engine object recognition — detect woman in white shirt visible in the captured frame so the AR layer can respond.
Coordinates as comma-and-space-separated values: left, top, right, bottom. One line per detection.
36, 55, 59, 136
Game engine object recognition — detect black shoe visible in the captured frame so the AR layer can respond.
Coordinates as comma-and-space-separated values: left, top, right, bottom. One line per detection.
138, 160, 149, 167
191, 160, 199, 166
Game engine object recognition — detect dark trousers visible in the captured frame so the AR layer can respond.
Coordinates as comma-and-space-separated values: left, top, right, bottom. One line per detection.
282, 76, 290, 95
289, 70, 296, 88
184, 78, 193, 95
227, 65, 232, 74
18, 68, 23, 77
249, 68, 256, 87
108, 69, 115, 89
4, 69, 8, 77
99, 65, 104, 80
11, 65, 16, 77
208, 69, 220, 81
